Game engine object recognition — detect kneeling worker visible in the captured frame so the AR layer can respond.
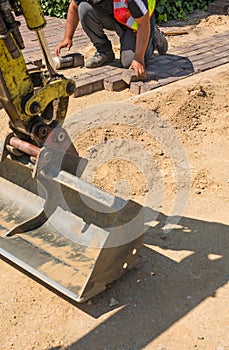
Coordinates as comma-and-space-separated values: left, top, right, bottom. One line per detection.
55, 0, 168, 78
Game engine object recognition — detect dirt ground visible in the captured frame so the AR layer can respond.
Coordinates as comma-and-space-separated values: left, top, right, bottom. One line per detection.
0, 11, 229, 350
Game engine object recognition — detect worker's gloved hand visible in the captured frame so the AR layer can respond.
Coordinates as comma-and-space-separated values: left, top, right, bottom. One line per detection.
129, 59, 146, 79
55, 38, 73, 56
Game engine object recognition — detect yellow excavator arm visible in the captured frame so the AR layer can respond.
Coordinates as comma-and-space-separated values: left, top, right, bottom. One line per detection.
0, 0, 75, 146
0, 0, 144, 303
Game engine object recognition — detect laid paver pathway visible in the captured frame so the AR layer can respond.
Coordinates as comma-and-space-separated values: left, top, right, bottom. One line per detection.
19, 15, 229, 96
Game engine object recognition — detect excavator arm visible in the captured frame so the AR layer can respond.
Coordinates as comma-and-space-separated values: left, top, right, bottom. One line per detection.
0, 0, 75, 145
0, 0, 144, 303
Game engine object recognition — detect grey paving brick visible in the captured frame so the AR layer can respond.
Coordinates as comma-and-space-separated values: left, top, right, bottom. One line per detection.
121, 69, 138, 84
208, 1, 229, 14
130, 81, 144, 95
104, 74, 128, 91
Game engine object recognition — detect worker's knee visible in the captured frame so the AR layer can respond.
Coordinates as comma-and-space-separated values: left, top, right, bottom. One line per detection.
78, 1, 93, 23
120, 50, 135, 68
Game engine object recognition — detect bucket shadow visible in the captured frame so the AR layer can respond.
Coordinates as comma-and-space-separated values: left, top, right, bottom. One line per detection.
58, 207, 229, 349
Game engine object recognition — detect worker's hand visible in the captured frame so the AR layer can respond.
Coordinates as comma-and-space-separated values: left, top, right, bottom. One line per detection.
129, 59, 146, 79
55, 39, 72, 56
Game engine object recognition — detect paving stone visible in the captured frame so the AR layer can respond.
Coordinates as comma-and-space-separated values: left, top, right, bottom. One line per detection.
121, 69, 139, 84
193, 56, 229, 72
104, 74, 128, 91
140, 75, 190, 94
73, 68, 121, 96
73, 75, 105, 97
140, 81, 160, 93
208, 0, 229, 14
87, 65, 120, 75
73, 79, 94, 97
129, 81, 144, 95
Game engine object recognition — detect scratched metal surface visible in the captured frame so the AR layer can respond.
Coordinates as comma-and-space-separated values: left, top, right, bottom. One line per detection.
0, 152, 143, 302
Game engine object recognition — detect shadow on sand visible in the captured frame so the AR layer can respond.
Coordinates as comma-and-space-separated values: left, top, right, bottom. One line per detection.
49, 206, 229, 349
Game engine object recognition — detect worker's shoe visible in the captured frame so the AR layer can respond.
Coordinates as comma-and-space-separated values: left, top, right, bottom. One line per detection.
153, 26, 168, 55
85, 51, 115, 68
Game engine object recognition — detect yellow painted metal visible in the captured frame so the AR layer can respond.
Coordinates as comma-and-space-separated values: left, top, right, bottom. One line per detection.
24, 79, 76, 122
0, 38, 34, 127
19, 0, 46, 30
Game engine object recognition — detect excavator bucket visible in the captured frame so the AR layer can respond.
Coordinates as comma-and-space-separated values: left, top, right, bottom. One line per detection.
0, 142, 144, 303
0, 0, 143, 303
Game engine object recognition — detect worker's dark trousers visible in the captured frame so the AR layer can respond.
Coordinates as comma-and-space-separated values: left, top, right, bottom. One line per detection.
78, 1, 155, 68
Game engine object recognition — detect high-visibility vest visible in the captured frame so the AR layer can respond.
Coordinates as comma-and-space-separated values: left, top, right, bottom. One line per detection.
113, 0, 156, 31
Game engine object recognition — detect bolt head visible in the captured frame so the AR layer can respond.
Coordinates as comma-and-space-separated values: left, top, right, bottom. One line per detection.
66, 82, 75, 95
30, 101, 41, 114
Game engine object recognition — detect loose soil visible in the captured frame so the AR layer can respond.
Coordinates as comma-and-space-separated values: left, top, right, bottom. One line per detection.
0, 12, 228, 350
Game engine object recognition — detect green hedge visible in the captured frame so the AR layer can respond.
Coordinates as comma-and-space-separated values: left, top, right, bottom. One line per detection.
41, 0, 70, 18
155, 0, 213, 22
40, 0, 213, 22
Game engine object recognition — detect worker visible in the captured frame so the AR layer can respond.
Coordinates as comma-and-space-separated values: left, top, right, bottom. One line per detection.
55, 0, 168, 78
